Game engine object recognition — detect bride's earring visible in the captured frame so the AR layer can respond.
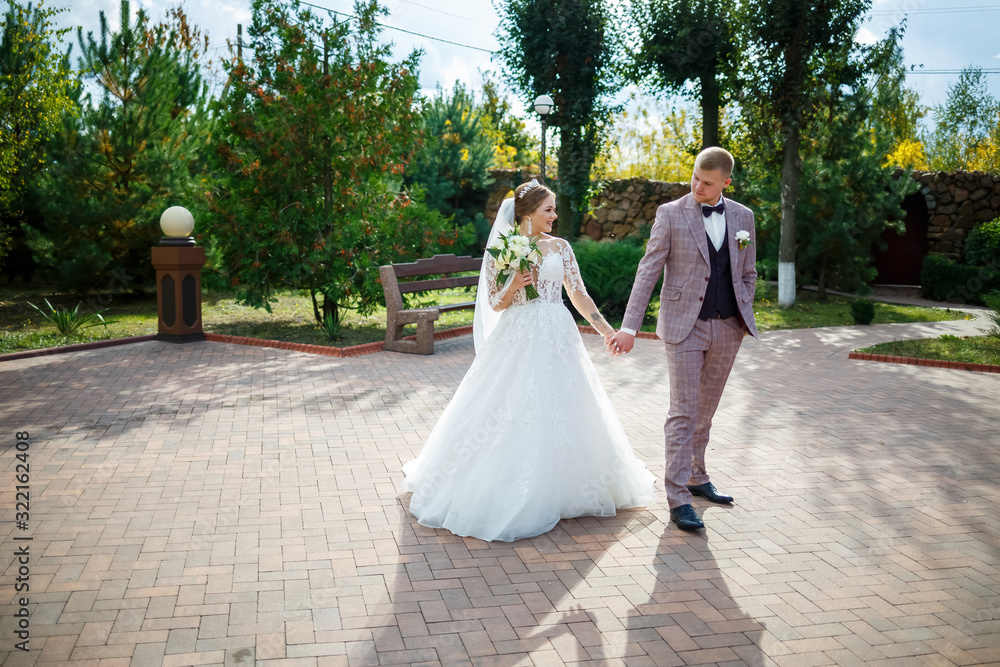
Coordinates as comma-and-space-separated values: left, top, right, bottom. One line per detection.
527, 216, 533, 235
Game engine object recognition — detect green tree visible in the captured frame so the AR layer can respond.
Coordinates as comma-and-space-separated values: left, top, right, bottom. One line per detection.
740, 28, 917, 299
479, 71, 537, 170
926, 66, 1000, 173
0, 0, 76, 264
875, 35, 928, 170
592, 96, 698, 181
206, 0, 467, 335
737, 0, 874, 306
25, 0, 211, 290
880, 92, 928, 169
628, 0, 739, 150
405, 82, 495, 251
496, 0, 620, 239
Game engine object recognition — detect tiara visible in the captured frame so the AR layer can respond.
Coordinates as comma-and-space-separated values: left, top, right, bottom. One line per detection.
518, 178, 540, 199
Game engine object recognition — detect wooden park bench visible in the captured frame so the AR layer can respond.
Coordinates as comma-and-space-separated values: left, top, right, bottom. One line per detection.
379, 254, 482, 354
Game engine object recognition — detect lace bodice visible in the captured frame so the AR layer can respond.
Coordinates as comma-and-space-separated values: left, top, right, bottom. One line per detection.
487, 237, 588, 309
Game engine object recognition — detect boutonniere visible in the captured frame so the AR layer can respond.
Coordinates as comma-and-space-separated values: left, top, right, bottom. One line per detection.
735, 230, 752, 250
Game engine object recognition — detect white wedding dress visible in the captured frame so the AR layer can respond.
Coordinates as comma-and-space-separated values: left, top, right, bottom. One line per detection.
401, 211, 657, 542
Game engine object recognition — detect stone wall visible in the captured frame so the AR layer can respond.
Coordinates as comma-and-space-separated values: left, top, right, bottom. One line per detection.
484, 169, 533, 225
484, 169, 1000, 255
582, 179, 688, 240
912, 169, 1000, 259
484, 172, 688, 240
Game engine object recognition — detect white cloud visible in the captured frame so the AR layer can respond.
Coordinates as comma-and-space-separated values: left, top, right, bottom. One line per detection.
440, 55, 478, 90
855, 27, 879, 45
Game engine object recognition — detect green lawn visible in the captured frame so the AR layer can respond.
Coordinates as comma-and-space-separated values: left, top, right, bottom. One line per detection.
0, 283, 479, 354
857, 334, 1000, 366
0, 280, 972, 355
742, 284, 970, 331
629, 283, 969, 333
1, 286, 159, 355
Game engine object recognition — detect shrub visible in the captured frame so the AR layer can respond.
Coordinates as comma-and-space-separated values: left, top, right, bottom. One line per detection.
965, 219, 1000, 267
571, 239, 655, 322
205, 2, 467, 331
920, 254, 1000, 304
982, 291, 1000, 340
851, 298, 875, 325
753, 278, 776, 303
28, 299, 114, 337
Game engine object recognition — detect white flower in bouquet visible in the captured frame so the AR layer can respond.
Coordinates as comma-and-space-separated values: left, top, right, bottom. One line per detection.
487, 231, 542, 300
508, 235, 529, 254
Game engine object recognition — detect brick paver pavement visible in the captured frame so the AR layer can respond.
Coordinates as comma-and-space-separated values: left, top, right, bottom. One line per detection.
1, 316, 998, 666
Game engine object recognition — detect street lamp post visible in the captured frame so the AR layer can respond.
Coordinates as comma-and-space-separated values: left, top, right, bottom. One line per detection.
151, 205, 206, 343
533, 94, 554, 181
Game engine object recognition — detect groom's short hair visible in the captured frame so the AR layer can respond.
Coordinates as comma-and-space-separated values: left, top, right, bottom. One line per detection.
695, 147, 734, 178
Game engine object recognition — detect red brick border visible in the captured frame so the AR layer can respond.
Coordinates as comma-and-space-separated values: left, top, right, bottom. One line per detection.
1, 323, 655, 363
210, 325, 649, 358
848, 351, 1000, 373
0, 327, 482, 364
206, 325, 476, 358
0, 334, 157, 362
205, 333, 374, 358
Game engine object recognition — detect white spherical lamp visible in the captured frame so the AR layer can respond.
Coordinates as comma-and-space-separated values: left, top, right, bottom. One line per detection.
533, 94, 554, 117
160, 206, 194, 237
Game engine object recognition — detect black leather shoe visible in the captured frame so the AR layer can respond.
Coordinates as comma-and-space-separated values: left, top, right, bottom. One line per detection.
670, 504, 704, 531
687, 482, 733, 504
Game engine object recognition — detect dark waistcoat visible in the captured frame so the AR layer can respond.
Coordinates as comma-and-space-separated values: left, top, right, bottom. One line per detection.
699, 227, 740, 320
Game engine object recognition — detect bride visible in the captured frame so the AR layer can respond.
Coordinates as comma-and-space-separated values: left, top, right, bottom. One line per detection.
401, 179, 656, 542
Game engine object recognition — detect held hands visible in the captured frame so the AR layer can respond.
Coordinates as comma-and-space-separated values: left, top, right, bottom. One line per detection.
607, 330, 635, 357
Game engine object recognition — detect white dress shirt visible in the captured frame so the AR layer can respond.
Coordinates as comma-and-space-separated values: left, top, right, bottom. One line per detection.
703, 196, 726, 251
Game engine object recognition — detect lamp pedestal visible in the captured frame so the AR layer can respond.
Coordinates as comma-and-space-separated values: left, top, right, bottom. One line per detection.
151, 242, 206, 343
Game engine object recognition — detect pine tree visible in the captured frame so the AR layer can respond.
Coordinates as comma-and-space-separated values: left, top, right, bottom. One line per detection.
25, 0, 211, 291
405, 83, 495, 251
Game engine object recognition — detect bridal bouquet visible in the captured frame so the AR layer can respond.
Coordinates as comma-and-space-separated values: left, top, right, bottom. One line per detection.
487, 230, 542, 300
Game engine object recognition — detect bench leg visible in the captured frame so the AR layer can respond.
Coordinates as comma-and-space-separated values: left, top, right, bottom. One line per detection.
385, 320, 406, 345
413, 317, 435, 355
384, 312, 438, 355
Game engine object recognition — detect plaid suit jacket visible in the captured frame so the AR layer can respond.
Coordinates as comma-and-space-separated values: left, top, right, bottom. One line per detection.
622, 193, 759, 344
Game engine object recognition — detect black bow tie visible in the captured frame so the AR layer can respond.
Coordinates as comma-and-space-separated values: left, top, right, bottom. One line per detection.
702, 202, 725, 217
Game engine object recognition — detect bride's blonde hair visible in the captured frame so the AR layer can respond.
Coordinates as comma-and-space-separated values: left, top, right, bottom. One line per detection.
513, 180, 555, 224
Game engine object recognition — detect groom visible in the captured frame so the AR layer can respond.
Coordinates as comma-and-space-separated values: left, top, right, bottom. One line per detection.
609, 146, 758, 531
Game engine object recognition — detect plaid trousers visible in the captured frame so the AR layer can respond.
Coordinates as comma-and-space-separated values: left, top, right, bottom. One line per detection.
662, 316, 745, 509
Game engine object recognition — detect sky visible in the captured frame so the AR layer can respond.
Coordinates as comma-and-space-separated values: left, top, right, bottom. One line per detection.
56, 0, 1000, 125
